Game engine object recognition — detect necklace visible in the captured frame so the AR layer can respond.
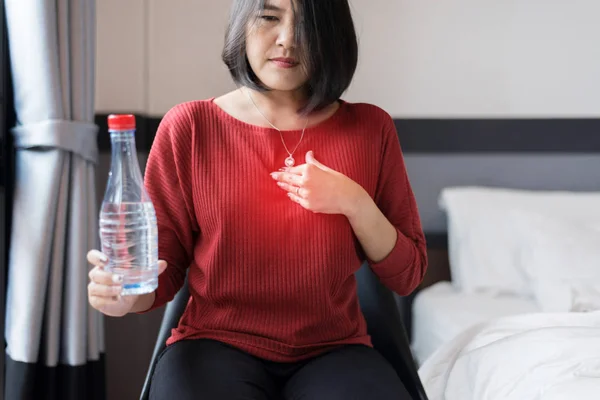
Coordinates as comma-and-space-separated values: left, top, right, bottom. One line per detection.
246, 89, 308, 168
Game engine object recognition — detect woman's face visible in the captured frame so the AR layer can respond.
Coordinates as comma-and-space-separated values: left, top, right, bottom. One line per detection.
245, 0, 309, 92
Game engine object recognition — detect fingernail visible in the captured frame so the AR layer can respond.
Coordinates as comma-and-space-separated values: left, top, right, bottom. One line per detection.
112, 274, 123, 283
99, 254, 108, 263
279, 168, 288, 172
270, 173, 278, 179
277, 182, 284, 187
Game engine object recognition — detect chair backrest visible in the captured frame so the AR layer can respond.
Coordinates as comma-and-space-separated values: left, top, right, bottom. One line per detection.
140, 281, 190, 399
355, 262, 429, 400
140, 262, 428, 400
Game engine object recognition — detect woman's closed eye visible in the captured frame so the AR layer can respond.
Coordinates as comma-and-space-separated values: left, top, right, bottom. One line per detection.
260, 15, 279, 22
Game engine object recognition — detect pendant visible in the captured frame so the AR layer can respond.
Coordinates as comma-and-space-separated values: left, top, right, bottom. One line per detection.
285, 156, 295, 168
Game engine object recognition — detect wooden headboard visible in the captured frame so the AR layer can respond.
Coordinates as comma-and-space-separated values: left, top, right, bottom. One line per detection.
421, 236, 451, 289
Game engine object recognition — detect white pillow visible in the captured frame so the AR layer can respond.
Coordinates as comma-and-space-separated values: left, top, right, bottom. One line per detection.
514, 212, 600, 313
439, 186, 600, 296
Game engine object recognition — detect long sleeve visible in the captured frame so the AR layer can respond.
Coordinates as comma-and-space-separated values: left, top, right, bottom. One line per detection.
140, 104, 199, 312
367, 115, 428, 296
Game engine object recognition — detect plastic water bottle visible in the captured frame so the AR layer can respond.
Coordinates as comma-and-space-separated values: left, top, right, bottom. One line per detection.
99, 114, 159, 295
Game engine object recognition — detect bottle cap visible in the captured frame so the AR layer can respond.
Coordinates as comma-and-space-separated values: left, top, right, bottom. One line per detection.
107, 114, 136, 131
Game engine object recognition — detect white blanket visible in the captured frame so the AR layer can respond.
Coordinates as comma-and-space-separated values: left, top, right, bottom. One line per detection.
418, 311, 600, 400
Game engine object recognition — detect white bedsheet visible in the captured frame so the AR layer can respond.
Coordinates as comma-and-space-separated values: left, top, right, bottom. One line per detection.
418, 311, 600, 400
411, 281, 539, 365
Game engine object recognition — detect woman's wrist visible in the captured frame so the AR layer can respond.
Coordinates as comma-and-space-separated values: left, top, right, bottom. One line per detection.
128, 291, 156, 313
344, 183, 370, 221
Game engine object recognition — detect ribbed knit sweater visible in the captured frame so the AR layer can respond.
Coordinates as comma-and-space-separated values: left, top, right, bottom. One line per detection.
142, 98, 427, 362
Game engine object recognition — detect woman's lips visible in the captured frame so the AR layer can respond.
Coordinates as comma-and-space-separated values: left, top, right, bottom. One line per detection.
270, 58, 298, 69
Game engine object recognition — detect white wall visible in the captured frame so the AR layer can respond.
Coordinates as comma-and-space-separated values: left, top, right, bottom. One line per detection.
96, 0, 600, 118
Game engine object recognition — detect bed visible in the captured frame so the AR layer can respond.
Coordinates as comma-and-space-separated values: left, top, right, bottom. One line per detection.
418, 311, 600, 399
410, 281, 539, 366
394, 119, 600, 399
405, 186, 600, 400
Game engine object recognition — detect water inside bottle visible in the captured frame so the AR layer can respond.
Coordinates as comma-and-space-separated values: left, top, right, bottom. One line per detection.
99, 202, 159, 295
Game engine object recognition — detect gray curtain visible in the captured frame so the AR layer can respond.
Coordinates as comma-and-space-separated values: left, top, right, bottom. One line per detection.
4, 0, 105, 399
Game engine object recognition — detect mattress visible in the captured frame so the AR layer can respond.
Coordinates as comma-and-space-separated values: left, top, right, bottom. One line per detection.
411, 281, 539, 366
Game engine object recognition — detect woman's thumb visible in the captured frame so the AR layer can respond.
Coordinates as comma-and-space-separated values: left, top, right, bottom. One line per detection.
158, 260, 168, 275
305, 150, 328, 170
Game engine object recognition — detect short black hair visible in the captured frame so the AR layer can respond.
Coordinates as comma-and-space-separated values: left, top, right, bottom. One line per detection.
222, 0, 359, 114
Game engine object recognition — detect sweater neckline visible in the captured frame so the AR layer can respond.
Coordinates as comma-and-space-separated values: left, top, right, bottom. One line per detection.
208, 97, 347, 135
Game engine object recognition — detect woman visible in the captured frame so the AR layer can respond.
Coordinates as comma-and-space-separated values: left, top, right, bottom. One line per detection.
87, 0, 427, 398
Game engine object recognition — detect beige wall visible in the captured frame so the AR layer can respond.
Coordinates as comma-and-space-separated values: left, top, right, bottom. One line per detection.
96, 0, 147, 113
96, 0, 600, 118
95, 0, 234, 116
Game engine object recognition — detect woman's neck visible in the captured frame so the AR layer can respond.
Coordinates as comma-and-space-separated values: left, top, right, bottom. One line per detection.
218, 86, 339, 131
245, 87, 308, 119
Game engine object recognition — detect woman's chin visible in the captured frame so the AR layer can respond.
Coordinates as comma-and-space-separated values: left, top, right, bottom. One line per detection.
257, 77, 308, 93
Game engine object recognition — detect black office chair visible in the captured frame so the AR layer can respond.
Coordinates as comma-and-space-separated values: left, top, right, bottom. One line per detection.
140, 262, 429, 400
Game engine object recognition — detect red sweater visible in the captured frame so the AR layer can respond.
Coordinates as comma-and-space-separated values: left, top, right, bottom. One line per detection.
142, 98, 427, 362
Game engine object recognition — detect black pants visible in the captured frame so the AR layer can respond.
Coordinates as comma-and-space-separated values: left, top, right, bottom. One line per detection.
149, 339, 412, 400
